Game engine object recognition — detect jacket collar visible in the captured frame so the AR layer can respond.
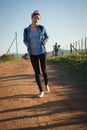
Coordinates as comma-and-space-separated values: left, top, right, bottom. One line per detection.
28, 24, 39, 30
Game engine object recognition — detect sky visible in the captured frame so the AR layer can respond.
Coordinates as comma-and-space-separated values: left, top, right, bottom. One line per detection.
0, 0, 87, 55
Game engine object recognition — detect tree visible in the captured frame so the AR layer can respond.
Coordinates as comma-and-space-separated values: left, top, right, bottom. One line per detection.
53, 43, 60, 56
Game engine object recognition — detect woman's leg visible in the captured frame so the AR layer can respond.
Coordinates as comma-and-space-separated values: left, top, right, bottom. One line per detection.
39, 52, 48, 85
39, 53, 50, 93
30, 55, 43, 92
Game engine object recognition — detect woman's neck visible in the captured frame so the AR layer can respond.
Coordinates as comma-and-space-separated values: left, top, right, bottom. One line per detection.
31, 23, 37, 30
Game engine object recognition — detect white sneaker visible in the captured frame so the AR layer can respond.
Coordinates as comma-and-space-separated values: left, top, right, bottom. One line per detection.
38, 91, 44, 98
45, 85, 50, 94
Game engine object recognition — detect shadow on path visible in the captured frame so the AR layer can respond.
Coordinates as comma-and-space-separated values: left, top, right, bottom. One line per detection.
0, 74, 34, 81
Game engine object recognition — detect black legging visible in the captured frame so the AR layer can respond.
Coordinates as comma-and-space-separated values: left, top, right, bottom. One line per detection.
30, 52, 48, 92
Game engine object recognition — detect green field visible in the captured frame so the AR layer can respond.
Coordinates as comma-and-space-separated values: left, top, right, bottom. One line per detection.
48, 50, 87, 85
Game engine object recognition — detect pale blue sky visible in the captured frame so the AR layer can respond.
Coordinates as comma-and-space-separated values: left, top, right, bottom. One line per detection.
0, 0, 87, 55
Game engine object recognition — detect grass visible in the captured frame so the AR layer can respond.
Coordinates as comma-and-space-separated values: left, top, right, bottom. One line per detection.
48, 50, 87, 85
0, 54, 19, 63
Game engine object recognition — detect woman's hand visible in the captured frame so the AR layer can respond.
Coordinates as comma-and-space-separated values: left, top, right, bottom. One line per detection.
42, 40, 46, 45
25, 43, 28, 47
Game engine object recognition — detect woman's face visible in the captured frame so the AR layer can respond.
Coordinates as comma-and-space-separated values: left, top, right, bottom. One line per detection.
32, 14, 40, 24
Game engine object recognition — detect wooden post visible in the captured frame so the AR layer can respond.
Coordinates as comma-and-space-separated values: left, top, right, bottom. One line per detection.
73, 43, 74, 52
70, 43, 72, 53
75, 41, 77, 51
6, 35, 16, 54
78, 40, 80, 51
15, 32, 18, 57
84, 37, 87, 50
81, 38, 83, 51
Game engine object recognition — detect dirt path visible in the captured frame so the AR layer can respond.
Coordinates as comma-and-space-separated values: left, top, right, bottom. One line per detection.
0, 59, 87, 130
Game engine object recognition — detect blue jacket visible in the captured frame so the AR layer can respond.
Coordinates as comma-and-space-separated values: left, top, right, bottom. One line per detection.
23, 25, 49, 55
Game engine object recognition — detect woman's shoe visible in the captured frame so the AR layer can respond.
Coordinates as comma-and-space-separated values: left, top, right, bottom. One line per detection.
45, 85, 50, 94
38, 91, 44, 98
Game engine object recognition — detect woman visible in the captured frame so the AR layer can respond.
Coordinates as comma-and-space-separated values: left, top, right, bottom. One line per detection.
23, 10, 50, 97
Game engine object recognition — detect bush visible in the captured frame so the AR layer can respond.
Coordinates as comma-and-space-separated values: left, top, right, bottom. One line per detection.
22, 53, 30, 60
0, 54, 18, 62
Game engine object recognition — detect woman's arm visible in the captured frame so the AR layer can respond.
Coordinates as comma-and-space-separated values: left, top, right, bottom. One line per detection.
42, 26, 49, 45
23, 28, 28, 47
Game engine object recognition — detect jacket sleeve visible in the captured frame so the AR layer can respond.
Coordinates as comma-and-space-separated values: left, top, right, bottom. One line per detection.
43, 26, 49, 42
23, 28, 28, 44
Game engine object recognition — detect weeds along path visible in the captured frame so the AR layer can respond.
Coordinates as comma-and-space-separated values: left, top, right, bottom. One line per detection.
0, 59, 87, 130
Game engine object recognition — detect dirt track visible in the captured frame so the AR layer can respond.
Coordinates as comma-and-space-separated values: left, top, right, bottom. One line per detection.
0, 59, 87, 130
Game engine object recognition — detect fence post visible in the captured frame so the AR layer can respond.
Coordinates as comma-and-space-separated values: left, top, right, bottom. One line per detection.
78, 40, 80, 51
84, 37, 87, 50
75, 41, 77, 51
81, 38, 83, 51
70, 43, 72, 53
